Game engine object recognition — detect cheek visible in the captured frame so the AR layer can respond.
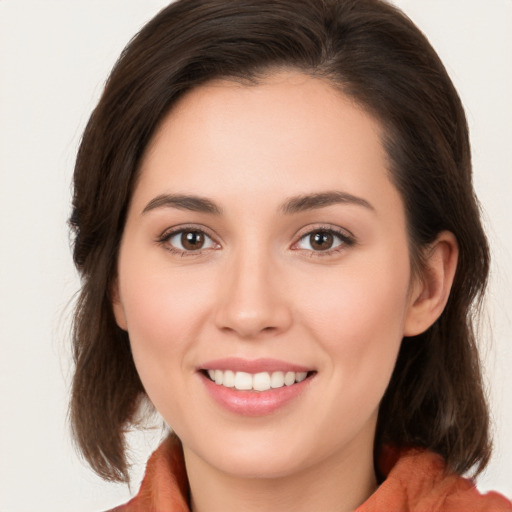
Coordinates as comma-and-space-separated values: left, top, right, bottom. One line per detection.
295, 250, 411, 381
118, 265, 216, 422
116, 248, 216, 378
122, 276, 208, 351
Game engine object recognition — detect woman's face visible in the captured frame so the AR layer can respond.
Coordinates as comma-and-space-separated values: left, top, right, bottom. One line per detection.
113, 71, 420, 479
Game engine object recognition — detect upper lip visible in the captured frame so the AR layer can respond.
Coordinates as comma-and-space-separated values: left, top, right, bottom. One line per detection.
200, 357, 312, 374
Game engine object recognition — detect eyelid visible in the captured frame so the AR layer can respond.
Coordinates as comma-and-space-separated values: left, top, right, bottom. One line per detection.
157, 224, 222, 255
291, 224, 356, 254
156, 223, 355, 257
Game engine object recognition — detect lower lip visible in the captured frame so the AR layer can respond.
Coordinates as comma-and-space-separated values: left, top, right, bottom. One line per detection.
200, 373, 313, 416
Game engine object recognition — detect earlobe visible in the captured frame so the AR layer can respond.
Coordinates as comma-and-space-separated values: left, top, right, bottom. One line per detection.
404, 231, 459, 337
111, 278, 128, 331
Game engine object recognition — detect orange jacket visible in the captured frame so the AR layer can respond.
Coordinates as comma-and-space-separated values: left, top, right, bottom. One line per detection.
109, 435, 511, 512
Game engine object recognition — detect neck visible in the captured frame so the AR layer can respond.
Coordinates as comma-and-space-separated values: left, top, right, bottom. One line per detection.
184, 439, 378, 512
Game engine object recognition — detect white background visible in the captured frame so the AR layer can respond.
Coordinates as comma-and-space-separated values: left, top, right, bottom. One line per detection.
0, 1, 511, 510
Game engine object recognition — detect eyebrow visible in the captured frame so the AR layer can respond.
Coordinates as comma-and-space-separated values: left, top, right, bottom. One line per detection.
142, 194, 223, 215
280, 191, 375, 214
142, 190, 374, 216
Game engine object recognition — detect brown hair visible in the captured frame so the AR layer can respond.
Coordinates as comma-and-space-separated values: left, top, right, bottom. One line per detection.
70, 0, 491, 482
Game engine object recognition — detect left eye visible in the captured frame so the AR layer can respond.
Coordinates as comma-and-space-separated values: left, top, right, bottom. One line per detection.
166, 230, 217, 252
296, 230, 346, 252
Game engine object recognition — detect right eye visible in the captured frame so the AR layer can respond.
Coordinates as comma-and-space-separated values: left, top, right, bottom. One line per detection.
160, 228, 219, 255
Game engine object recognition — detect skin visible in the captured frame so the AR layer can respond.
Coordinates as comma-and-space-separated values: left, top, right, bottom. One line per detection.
113, 71, 458, 512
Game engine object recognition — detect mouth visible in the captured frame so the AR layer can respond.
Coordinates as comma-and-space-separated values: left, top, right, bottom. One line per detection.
198, 357, 316, 415
202, 369, 314, 392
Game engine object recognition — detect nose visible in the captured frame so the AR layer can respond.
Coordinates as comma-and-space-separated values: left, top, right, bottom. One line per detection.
213, 248, 293, 339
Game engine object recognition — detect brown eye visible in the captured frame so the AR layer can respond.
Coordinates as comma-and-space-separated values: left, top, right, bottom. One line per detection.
309, 232, 334, 251
181, 231, 205, 250
165, 229, 217, 253
295, 228, 351, 253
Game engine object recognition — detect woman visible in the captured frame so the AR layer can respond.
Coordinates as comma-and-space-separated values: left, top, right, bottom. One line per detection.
69, 0, 512, 510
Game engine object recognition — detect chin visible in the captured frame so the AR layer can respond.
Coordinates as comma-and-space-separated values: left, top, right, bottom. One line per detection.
182, 426, 315, 479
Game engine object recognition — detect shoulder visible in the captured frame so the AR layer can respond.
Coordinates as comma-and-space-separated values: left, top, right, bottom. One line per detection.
357, 448, 512, 512
104, 435, 190, 512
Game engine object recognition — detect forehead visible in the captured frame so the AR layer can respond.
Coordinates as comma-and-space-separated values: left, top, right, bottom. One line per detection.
135, 70, 397, 216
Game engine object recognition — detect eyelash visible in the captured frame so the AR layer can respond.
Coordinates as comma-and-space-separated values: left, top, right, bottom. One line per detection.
293, 225, 356, 257
157, 224, 356, 258
157, 225, 219, 257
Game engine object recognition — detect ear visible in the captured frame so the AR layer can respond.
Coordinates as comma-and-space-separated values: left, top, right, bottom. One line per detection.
111, 277, 128, 331
404, 231, 459, 337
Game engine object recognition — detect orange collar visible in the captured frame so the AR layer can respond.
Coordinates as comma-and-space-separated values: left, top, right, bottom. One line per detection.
111, 435, 511, 512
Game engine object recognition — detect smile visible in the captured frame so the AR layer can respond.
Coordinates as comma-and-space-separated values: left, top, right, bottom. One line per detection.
206, 369, 309, 391
199, 358, 315, 415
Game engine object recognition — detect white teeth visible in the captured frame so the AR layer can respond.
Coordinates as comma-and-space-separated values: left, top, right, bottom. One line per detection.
271, 371, 285, 388
234, 371, 252, 390
296, 371, 307, 383
206, 369, 309, 391
222, 370, 235, 388
253, 372, 271, 391
284, 371, 295, 386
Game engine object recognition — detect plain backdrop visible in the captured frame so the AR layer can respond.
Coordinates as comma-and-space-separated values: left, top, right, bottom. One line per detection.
0, 1, 511, 511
